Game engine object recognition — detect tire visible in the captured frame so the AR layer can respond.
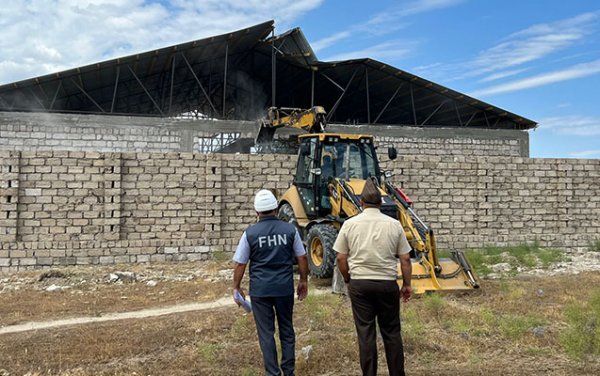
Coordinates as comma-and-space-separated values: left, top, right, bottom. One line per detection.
306, 223, 338, 278
278, 203, 297, 226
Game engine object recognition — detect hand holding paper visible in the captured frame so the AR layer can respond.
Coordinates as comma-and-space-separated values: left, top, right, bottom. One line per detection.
233, 289, 252, 312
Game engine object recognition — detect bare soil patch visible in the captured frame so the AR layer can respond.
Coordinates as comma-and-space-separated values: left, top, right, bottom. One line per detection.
0, 261, 231, 326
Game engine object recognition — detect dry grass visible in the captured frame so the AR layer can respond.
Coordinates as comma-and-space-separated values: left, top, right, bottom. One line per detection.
0, 261, 231, 326
1, 263, 600, 375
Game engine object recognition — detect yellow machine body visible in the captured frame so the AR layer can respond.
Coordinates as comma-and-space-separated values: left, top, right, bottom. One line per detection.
262, 109, 478, 293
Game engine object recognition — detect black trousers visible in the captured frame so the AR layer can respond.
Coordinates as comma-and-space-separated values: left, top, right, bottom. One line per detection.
251, 295, 296, 376
348, 279, 405, 376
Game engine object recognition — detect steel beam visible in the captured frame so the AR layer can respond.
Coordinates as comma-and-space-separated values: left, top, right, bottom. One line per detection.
126, 65, 163, 115
326, 68, 358, 122
454, 103, 463, 126
465, 111, 478, 126
50, 81, 62, 110
169, 55, 175, 115
111, 66, 120, 113
181, 53, 217, 116
0, 95, 11, 109
421, 100, 447, 126
223, 42, 229, 117
70, 78, 105, 113
271, 30, 276, 107
374, 83, 404, 124
311, 70, 315, 107
27, 88, 46, 110
319, 72, 344, 92
36, 81, 50, 102
410, 84, 417, 125
365, 67, 370, 124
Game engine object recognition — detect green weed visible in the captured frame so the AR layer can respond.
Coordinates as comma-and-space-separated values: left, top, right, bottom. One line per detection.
497, 314, 546, 340
241, 368, 260, 376
211, 247, 230, 262
560, 289, 600, 358
480, 308, 495, 326
524, 346, 550, 356
422, 293, 445, 318
197, 342, 221, 365
302, 294, 333, 330
401, 307, 425, 343
537, 248, 568, 267
590, 240, 600, 252
228, 313, 254, 339
465, 242, 567, 277
450, 318, 471, 334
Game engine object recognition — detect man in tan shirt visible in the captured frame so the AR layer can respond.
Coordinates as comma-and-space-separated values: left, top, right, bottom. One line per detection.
333, 178, 412, 376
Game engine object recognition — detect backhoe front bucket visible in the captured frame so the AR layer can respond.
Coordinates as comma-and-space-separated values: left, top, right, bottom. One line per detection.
256, 121, 276, 144
400, 251, 479, 294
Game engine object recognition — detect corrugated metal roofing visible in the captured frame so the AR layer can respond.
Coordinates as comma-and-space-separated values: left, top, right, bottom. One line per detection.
0, 20, 536, 130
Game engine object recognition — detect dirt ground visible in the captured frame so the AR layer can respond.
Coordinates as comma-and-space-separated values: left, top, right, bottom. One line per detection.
1, 260, 600, 375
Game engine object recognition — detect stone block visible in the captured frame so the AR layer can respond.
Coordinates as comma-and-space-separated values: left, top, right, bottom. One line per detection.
99, 256, 115, 265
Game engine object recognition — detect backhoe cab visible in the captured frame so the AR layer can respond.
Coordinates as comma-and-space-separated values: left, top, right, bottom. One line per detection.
258, 107, 479, 293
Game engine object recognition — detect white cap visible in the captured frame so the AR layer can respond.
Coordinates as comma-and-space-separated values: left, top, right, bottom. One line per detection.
254, 189, 278, 212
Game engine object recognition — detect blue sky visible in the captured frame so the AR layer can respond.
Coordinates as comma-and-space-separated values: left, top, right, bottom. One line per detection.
1, 0, 599, 158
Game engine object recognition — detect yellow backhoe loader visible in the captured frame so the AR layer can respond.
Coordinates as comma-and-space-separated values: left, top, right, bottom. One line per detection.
256, 107, 479, 293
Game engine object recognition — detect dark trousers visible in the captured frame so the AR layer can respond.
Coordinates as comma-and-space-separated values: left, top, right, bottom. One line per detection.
251, 295, 296, 376
348, 279, 405, 376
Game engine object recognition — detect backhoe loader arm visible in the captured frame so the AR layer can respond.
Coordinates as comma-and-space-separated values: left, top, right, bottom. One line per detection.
327, 178, 362, 219
256, 106, 327, 144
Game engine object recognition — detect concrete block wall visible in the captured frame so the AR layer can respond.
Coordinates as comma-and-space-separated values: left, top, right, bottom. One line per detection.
380, 135, 523, 157
0, 112, 256, 153
383, 156, 600, 250
2, 151, 599, 271
1, 111, 528, 157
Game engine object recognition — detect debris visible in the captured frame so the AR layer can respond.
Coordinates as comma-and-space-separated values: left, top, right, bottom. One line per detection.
531, 326, 545, 337
491, 263, 512, 273
38, 270, 68, 282
217, 270, 233, 280
301, 345, 313, 360
46, 284, 68, 292
107, 272, 137, 283
146, 280, 158, 287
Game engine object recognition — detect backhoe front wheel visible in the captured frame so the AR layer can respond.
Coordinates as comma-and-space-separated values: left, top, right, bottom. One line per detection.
306, 224, 338, 278
278, 203, 297, 226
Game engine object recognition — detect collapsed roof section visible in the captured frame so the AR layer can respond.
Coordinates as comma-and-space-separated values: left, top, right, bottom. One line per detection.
0, 20, 536, 130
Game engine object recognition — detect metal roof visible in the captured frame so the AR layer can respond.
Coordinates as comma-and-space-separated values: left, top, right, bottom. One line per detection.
0, 20, 536, 130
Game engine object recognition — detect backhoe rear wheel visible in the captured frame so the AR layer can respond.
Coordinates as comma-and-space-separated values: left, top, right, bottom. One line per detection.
306, 224, 338, 278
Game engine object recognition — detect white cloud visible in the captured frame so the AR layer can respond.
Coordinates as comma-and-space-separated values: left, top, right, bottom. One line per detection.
311, 0, 464, 55
325, 41, 415, 62
569, 149, 600, 158
311, 31, 352, 52
414, 12, 600, 83
474, 12, 599, 75
396, 0, 465, 17
538, 115, 600, 136
470, 59, 600, 97
0, 0, 324, 84
478, 68, 529, 83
